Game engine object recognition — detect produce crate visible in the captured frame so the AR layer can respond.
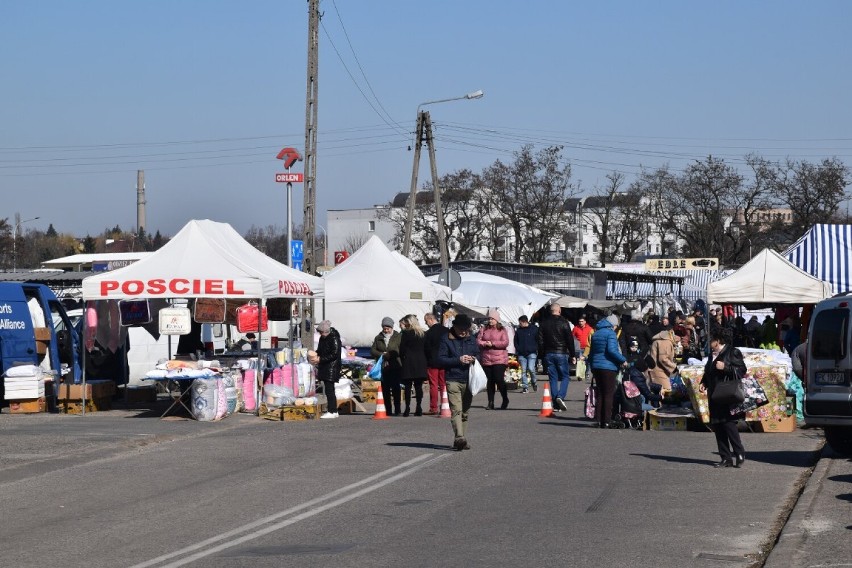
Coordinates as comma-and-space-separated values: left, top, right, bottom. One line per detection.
60, 396, 112, 414
259, 402, 325, 421
646, 410, 689, 431
337, 399, 356, 415
755, 414, 797, 433
8, 397, 46, 414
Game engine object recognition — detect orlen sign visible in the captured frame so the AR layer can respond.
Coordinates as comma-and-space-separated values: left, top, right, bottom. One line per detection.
100, 278, 248, 297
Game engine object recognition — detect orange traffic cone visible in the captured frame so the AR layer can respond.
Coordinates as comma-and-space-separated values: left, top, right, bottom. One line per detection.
372, 387, 389, 420
439, 388, 452, 418
539, 383, 553, 417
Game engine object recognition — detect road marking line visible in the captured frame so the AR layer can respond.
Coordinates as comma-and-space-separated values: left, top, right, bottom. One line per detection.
129, 452, 447, 568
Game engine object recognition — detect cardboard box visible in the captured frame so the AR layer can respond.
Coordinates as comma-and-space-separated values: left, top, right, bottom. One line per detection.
756, 414, 797, 433
57, 380, 116, 400
337, 399, 356, 415
33, 327, 52, 342
647, 410, 688, 431
360, 379, 381, 392
8, 397, 46, 414
60, 397, 112, 414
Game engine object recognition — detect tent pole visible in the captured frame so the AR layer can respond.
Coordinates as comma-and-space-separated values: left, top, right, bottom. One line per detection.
256, 296, 264, 417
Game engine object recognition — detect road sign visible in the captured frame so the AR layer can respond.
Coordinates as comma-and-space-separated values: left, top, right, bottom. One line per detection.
334, 251, 349, 265
276, 172, 304, 183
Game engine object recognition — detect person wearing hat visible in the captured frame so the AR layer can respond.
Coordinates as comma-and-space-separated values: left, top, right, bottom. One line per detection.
314, 320, 342, 419
478, 308, 510, 410
627, 354, 663, 412
370, 316, 402, 416
437, 313, 480, 450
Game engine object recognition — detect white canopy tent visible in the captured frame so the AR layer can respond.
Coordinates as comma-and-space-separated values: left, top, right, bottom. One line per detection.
82, 219, 323, 300
321, 236, 451, 347
80, 219, 325, 415
707, 248, 832, 305
428, 271, 559, 324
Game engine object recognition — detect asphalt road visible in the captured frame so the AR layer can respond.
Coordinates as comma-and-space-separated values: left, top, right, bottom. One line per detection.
1, 378, 847, 568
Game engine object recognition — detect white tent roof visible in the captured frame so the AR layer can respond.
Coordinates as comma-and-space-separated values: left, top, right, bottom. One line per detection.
323, 236, 451, 302
707, 248, 832, 305
82, 219, 324, 300
428, 271, 559, 323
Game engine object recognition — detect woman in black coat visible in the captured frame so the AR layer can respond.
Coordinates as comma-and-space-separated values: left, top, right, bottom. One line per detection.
315, 320, 342, 419
700, 327, 748, 468
398, 314, 428, 416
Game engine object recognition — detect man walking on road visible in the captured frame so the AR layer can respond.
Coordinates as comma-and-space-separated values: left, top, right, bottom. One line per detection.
437, 314, 480, 451
537, 303, 577, 412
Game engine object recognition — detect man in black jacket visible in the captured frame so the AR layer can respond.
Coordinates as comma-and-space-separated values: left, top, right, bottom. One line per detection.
424, 312, 449, 415
536, 303, 577, 412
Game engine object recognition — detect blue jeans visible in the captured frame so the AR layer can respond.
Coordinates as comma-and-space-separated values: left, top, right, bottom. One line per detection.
545, 352, 570, 400
517, 353, 537, 389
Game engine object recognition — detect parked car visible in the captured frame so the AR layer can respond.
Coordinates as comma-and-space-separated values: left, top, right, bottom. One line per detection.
805, 294, 852, 455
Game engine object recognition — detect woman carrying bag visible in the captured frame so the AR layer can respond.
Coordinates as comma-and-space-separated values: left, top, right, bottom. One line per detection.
700, 327, 748, 468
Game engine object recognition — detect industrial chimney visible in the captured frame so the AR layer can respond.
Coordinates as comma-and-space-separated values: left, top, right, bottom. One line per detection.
136, 170, 146, 232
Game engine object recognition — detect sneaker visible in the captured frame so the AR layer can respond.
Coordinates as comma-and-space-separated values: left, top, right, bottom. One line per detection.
320, 411, 339, 419
555, 397, 568, 411
462, 440, 471, 450
521, 388, 528, 394
453, 437, 467, 451
532, 382, 538, 392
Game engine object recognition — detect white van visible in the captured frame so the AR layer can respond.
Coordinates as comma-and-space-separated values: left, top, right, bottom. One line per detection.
805, 295, 852, 455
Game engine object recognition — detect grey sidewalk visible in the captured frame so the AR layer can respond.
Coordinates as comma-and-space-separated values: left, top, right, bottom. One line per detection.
764, 444, 852, 567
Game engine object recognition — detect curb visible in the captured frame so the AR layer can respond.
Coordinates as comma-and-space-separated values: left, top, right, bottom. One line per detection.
762, 445, 832, 568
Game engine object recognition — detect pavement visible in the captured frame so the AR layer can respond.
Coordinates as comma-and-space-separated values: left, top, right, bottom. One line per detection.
2, 381, 851, 567
764, 442, 852, 568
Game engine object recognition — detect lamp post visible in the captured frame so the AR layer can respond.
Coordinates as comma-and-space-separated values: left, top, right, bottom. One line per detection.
13, 216, 39, 272
317, 224, 327, 266
402, 89, 484, 269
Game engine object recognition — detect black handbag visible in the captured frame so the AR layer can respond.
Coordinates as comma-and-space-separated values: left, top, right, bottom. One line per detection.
711, 373, 745, 405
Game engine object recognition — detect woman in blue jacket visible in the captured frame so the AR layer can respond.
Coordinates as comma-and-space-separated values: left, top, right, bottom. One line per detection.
588, 315, 629, 428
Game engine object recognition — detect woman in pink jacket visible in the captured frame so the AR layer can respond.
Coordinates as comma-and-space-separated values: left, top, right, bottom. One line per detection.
478, 309, 511, 410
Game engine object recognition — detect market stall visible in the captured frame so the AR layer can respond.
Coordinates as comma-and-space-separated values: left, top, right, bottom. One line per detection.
322, 236, 450, 347
80, 219, 324, 418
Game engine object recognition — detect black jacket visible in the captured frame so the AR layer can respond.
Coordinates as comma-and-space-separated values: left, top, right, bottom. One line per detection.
701, 344, 747, 424
424, 323, 449, 368
514, 323, 539, 356
627, 365, 661, 406
619, 318, 653, 356
316, 328, 342, 383
537, 315, 576, 357
399, 329, 428, 380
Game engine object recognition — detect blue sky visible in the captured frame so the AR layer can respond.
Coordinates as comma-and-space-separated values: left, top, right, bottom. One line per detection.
2, 1, 851, 238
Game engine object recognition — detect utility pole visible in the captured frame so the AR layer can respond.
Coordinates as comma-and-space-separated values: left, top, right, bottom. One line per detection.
136, 170, 146, 233
402, 112, 424, 257
423, 112, 449, 271
302, 0, 319, 277
302, 0, 319, 350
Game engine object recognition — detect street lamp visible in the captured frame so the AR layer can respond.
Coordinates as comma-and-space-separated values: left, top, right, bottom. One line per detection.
317, 224, 327, 266
13, 216, 39, 272
402, 89, 484, 268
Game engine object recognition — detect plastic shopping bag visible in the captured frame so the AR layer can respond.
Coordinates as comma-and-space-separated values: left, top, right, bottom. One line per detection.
368, 354, 383, 380
469, 359, 487, 396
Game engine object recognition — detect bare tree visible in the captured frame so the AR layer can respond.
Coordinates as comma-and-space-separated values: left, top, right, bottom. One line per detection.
482, 145, 577, 262
773, 157, 851, 243
629, 165, 680, 257
342, 232, 370, 254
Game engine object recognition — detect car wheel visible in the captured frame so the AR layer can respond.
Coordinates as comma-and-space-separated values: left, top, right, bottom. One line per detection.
824, 426, 852, 456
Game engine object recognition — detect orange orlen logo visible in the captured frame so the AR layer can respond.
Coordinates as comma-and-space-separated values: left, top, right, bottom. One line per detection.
99, 279, 247, 297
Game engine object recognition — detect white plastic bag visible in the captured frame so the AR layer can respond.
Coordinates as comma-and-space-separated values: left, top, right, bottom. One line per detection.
469, 359, 487, 396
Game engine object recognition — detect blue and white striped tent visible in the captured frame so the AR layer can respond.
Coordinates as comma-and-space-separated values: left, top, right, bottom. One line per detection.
784, 224, 852, 294
607, 265, 727, 303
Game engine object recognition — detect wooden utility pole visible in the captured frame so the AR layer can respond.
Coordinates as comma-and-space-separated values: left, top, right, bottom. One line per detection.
303, 0, 319, 276
302, 0, 319, 349
402, 111, 449, 270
